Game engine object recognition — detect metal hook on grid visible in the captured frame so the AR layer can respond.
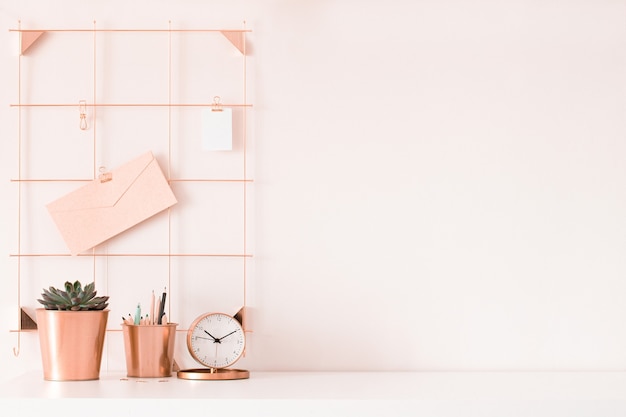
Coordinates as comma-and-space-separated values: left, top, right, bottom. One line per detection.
99, 166, 112, 183
79, 100, 88, 130
212, 96, 223, 112
13, 332, 20, 357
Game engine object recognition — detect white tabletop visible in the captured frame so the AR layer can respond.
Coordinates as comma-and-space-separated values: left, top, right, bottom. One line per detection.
2, 371, 626, 416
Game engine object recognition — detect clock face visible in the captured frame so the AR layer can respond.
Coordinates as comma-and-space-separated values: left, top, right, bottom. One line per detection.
187, 312, 246, 369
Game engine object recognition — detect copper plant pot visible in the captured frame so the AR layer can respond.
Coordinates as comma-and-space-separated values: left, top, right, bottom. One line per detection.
36, 309, 109, 381
122, 323, 177, 377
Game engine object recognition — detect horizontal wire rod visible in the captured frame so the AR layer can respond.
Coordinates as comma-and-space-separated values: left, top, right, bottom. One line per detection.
9, 28, 252, 33
10, 253, 253, 257
10, 328, 253, 333
10, 178, 253, 183
10, 103, 253, 107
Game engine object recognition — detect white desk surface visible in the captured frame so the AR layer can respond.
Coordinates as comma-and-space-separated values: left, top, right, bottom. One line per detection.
2, 371, 626, 416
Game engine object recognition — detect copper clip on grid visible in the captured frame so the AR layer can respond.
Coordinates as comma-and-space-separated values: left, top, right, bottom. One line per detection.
79, 100, 88, 130
212, 96, 223, 112
98, 166, 112, 183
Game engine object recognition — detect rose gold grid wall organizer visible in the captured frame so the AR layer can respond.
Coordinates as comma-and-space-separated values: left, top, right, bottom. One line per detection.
8, 21, 253, 356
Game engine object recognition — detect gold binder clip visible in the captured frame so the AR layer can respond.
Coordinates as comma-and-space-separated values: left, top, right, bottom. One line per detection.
212, 96, 223, 112
79, 100, 88, 130
99, 166, 112, 183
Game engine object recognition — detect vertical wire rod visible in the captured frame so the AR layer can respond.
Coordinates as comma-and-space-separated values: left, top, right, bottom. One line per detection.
13, 20, 22, 357
167, 20, 173, 319
242, 20, 248, 331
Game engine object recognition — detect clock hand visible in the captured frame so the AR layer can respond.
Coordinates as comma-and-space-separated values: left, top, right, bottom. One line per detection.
217, 330, 238, 340
203, 330, 220, 342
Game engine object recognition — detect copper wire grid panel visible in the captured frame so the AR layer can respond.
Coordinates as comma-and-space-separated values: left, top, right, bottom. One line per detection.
10, 21, 252, 355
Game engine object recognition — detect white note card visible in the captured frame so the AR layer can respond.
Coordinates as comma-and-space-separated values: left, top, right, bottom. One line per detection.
202, 108, 233, 151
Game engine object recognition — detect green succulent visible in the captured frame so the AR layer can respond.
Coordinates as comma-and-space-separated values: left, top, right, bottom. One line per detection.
37, 280, 109, 311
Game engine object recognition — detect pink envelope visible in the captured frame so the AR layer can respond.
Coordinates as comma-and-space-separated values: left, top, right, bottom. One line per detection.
47, 151, 177, 255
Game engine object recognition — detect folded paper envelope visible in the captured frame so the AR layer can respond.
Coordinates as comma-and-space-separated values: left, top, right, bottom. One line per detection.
47, 151, 177, 255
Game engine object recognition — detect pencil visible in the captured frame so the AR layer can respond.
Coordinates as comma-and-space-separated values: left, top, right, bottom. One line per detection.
150, 290, 155, 325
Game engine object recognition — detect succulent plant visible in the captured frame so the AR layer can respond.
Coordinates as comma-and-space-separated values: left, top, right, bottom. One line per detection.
37, 280, 109, 311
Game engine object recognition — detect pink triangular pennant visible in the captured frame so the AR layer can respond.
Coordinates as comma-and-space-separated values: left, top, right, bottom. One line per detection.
21, 31, 45, 54
220, 31, 245, 54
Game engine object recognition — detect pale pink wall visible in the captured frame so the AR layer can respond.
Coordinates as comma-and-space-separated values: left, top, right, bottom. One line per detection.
1, 0, 626, 381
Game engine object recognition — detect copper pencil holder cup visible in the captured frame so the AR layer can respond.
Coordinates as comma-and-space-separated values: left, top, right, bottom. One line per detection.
122, 323, 177, 378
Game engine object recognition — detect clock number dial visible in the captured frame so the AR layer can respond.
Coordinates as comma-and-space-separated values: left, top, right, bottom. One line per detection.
187, 312, 246, 369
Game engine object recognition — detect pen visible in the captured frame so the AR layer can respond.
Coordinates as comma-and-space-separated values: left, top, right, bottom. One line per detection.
157, 288, 166, 325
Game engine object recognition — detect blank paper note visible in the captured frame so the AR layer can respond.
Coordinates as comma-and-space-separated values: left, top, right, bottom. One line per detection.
202, 108, 233, 151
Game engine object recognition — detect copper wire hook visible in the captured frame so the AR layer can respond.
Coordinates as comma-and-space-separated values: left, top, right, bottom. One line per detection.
13, 332, 20, 357
99, 166, 112, 183
212, 96, 223, 112
79, 100, 88, 130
